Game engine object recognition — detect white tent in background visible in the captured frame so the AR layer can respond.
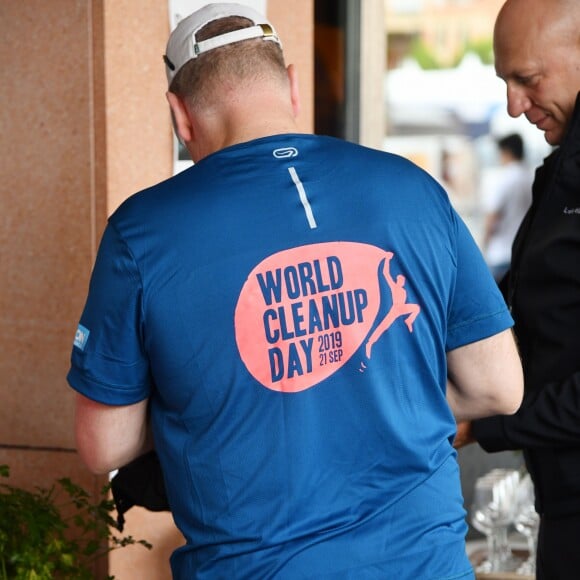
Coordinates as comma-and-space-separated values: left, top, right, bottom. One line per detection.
383, 54, 552, 247
384, 53, 552, 164
384, 53, 506, 134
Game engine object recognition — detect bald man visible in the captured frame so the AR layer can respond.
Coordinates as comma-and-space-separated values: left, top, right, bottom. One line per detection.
455, 1, 580, 577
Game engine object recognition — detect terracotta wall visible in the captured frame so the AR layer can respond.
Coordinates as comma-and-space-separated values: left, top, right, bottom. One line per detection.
101, 0, 174, 214
0, 0, 102, 575
0, 0, 108, 575
1, 0, 94, 448
0, 1, 312, 578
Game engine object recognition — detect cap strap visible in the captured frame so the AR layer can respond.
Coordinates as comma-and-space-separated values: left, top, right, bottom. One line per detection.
192, 23, 280, 58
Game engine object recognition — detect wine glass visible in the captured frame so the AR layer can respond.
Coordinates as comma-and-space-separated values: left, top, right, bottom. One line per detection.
470, 472, 517, 572
513, 473, 540, 575
488, 468, 521, 569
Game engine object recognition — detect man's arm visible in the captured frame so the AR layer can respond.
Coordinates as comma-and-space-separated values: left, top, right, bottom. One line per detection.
75, 393, 153, 475
471, 370, 580, 452
446, 328, 523, 422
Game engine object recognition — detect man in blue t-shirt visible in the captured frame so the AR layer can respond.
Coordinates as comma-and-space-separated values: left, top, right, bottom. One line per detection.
67, 3, 523, 578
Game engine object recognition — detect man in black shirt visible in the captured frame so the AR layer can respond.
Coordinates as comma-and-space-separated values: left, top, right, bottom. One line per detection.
455, 1, 580, 578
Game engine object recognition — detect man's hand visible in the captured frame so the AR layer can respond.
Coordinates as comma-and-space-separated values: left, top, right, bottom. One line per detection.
453, 421, 476, 449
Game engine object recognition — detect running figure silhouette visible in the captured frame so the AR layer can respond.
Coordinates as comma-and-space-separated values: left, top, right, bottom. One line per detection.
364, 252, 421, 360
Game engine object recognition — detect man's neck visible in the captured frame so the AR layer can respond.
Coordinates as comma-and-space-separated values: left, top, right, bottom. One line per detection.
189, 89, 302, 162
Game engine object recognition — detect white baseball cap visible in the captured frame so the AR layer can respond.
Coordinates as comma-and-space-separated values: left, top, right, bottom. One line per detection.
164, 2, 282, 86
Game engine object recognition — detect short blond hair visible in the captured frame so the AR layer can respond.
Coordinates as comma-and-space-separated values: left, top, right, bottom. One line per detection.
169, 16, 287, 109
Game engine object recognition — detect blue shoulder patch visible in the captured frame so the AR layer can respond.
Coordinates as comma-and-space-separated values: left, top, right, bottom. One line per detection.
74, 324, 90, 351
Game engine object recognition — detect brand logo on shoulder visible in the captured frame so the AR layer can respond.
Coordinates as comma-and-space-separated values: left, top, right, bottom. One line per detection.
74, 324, 90, 351
273, 147, 298, 159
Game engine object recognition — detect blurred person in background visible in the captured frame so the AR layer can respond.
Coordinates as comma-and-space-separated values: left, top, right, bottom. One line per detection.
454, 0, 580, 578
481, 133, 532, 282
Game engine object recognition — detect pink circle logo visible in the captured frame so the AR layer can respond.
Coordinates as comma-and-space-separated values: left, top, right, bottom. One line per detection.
234, 242, 405, 392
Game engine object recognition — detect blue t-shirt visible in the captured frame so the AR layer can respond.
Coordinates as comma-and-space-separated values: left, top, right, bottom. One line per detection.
68, 134, 511, 579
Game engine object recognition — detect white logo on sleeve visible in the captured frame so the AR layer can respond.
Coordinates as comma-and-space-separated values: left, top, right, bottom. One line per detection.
74, 324, 90, 351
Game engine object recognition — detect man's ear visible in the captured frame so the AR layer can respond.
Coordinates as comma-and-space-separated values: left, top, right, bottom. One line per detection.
287, 64, 301, 118
166, 92, 194, 143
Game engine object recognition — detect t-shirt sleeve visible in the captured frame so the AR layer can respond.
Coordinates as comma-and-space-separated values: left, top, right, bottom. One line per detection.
446, 212, 513, 351
67, 222, 150, 405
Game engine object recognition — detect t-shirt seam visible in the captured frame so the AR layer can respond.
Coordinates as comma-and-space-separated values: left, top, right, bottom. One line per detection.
448, 307, 508, 334
68, 365, 148, 392
107, 218, 147, 339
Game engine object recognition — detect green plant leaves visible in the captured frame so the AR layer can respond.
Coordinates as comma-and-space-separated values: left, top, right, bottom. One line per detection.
0, 464, 151, 579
